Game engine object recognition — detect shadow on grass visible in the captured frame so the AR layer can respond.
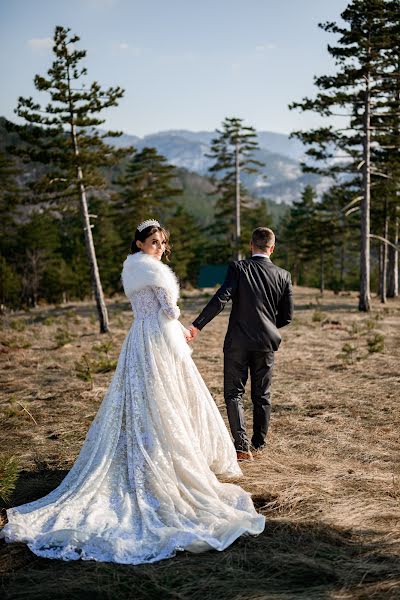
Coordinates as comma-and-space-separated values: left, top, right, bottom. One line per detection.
294, 303, 358, 313
1, 469, 400, 600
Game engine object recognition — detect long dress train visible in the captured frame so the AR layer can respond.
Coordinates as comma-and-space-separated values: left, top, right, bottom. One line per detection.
0, 252, 265, 564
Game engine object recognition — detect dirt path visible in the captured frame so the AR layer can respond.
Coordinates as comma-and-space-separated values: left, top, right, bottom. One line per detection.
1, 287, 399, 599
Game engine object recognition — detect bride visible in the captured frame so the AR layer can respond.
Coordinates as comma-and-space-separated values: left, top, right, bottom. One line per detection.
0, 219, 265, 564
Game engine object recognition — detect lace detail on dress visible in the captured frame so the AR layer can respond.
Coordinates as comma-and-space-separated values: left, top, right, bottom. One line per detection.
153, 287, 180, 320
1, 282, 265, 564
129, 286, 180, 321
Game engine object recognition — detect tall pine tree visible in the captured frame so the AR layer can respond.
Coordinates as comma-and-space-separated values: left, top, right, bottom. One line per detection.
289, 0, 400, 310
114, 147, 182, 248
11, 25, 130, 331
207, 117, 265, 260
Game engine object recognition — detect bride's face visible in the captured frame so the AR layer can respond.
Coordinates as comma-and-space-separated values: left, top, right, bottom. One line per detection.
137, 230, 166, 261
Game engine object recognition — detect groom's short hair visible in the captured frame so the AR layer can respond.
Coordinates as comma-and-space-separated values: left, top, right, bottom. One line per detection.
251, 227, 275, 251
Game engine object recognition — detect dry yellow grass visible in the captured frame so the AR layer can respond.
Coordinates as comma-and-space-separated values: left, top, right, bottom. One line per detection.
0, 287, 400, 599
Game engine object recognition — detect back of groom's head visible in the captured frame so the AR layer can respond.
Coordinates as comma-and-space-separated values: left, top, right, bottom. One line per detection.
251, 227, 275, 252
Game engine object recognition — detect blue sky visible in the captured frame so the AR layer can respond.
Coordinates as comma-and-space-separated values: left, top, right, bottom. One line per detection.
0, 0, 349, 137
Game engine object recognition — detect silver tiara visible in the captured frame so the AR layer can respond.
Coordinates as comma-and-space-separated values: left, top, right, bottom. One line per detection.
137, 219, 160, 232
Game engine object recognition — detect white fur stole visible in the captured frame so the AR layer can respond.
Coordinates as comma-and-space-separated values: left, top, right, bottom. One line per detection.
121, 252, 180, 302
121, 252, 191, 359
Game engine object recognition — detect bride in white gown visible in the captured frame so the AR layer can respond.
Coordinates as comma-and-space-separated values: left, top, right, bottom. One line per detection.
0, 219, 265, 564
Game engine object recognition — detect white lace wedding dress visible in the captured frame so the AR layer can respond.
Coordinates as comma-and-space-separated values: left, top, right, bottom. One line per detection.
1, 252, 265, 564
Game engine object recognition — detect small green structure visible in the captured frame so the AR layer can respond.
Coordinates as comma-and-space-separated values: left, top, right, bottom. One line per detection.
197, 264, 228, 288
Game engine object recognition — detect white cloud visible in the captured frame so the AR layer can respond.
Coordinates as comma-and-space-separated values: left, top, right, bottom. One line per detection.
28, 37, 53, 51
255, 43, 277, 52
114, 43, 143, 57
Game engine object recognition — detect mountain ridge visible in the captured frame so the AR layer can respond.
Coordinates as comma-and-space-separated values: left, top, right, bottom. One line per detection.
108, 128, 330, 204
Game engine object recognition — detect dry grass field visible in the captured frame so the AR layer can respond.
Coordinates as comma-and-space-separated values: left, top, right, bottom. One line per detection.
0, 286, 399, 600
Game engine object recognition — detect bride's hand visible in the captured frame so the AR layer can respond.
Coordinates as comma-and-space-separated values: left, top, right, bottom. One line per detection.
182, 328, 192, 343
188, 325, 199, 343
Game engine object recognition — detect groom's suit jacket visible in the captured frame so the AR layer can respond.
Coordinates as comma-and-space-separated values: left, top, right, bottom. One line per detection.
192, 256, 293, 352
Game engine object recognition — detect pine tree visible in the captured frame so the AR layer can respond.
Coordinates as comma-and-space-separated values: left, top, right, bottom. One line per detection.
15, 212, 61, 307
207, 117, 265, 260
166, 206, 206, 284
281, 186, 318, 285
11, 26, 130, 331
0, 150, 22, 308
115, 147, 182, 247
370, 14, 400, 300
91, 197, 124, 294
323, 184, 360, 291
0, 150, 20, 256
289, 0, 400, 311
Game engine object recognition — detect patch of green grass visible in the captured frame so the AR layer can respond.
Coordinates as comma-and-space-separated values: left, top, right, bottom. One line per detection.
0, 336, 31, 349
10, 319, 26, 332
0, 455, 20, 502
42, 316, 55, 326
54, 329, 75, 348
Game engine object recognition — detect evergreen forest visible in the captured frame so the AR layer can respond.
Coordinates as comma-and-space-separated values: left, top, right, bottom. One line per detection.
0, 0, 399, 324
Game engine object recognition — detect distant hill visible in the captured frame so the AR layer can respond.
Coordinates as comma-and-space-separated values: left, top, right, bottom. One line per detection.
108, 128, 331, 205
0, 117, 314, 226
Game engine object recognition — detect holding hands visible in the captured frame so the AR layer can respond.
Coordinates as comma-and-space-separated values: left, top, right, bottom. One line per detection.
182, 325, 200, 344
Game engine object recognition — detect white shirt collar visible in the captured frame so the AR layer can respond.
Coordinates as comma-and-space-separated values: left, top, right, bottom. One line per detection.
252, 253, 271, 259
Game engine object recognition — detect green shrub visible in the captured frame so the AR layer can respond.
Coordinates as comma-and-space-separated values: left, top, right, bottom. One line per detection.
93, 341, 113, 356
54, 328, 75, 347
92, 357, 117, 373
367, 333, 384, 353
364, 319, 376, 331
75, 354, 93, 386
312, 310, 325, 322
338, 342, 357, 363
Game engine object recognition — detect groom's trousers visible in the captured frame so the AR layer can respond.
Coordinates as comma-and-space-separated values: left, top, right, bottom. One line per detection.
224, 346, 274, 452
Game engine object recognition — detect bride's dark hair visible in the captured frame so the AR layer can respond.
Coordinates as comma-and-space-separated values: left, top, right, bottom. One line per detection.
130, 225, 171, 261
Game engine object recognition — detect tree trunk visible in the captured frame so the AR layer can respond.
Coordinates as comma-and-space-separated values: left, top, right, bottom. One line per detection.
235, 140, 241, 261
320, 247, 325, 295
76, 163, 109, 333
292, 262, 299, 286
377, 241, 383, 296
359, 70, 371, 312
66, 64, 109, 334
387, 214, 399, 297
340, 239, 345, 291
380, 198, 388, 303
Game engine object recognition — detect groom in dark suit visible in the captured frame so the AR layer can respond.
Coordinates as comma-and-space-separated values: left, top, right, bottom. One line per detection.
189, 227, 293, 461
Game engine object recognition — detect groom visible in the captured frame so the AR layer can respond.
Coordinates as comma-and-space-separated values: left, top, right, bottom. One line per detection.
189, 227, 293, 461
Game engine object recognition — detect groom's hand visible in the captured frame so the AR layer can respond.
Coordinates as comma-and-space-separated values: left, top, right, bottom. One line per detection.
188, 325, 199, 343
